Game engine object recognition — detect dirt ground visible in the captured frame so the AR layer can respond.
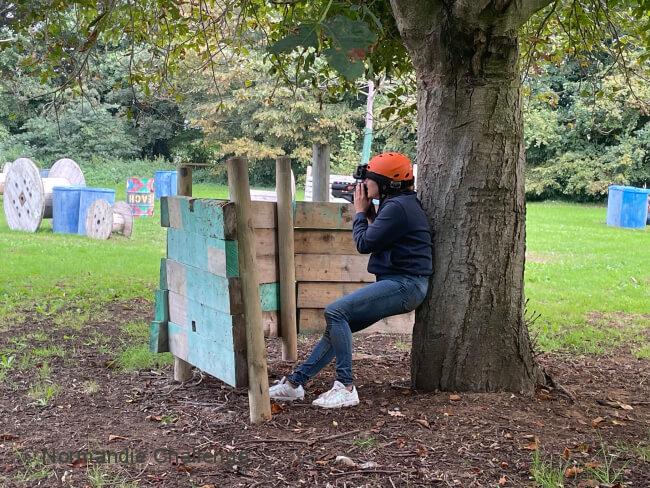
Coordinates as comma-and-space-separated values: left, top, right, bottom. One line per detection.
1, 301, 648, 487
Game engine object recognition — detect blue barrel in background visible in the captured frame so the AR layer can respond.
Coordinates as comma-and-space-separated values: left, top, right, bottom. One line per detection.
606, 185, 650, 229
77, 187, 116, 235
39, 168, 50, 178
154, 170, 178, 199
52, 186, 84, 234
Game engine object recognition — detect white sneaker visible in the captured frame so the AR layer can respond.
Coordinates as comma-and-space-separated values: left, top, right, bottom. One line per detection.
269, 376, 305, 401
312, 381, 359, 408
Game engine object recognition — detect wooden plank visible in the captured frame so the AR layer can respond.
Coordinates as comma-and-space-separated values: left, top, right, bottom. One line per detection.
154, 289, 169, 322
149, 321, 169, 353
294, 254, 373, 282
168, 290, 278, 340
161, 196, 276, 239
294, 201, 355, 229
298, 309, 415, 335
165, 259, 280, 314
167, 227, 278, 283
297, 282, 365, 309
168, 321, 247, 387
159, 258, 168, 290
294, 229, 357, 254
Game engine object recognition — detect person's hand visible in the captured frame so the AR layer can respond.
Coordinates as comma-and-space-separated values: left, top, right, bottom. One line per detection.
354, 183, 371, 214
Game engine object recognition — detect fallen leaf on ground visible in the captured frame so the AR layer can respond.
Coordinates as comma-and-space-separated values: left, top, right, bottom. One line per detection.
388, 410, 405, 417
146, 415, 163, 422
498, 475, 507, 486
449, 394, 461, 401
522, 436, 540, 451
0, 434, 18, 441
335, 455, 357, 468
270, 403, 283, 414
108, 434, 128, 442
360, 461, 379, 469
591, 416, 605, 428
584, 461, 601, 469
565, 466, 583, 478
414, 419, 430, 428
71, 458, 88, 468
562, 447, 571, 460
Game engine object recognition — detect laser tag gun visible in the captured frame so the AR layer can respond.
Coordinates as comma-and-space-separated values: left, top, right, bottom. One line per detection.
330, 165, 377, 221
330, 164, 368, 203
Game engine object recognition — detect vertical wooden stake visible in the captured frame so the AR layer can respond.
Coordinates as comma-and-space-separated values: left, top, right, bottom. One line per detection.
173, 164, 193, 383
276, 157, 298, 361
227, 157, 272, 424
312, 143, 330, 202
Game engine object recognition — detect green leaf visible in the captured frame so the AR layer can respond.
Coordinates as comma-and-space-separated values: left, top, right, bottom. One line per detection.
323, 48, 364, 81
323, 15, 377, 51
268, 24, 319, 55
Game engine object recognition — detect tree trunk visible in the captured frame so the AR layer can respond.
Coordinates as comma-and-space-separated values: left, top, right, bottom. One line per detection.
391, 1, 547, 393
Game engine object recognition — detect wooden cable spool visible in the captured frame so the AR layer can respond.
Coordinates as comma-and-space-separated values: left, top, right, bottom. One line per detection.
85, 200, 134, 240
3, 157, 86, 232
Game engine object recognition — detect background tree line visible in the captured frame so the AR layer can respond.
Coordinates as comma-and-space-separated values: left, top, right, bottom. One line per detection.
0, 23, 648, 198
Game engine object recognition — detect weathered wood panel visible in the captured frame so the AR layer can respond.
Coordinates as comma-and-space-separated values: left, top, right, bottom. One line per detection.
293, 201, 355, 230
165, 259, 280, 314
167, 321, 247, 387
168, 290, 278, 340
299, 308, 415, 335
294, 229, 357, 255
294, 254, 373, 282
153, 289, 169, 322
149, 320, 169, 353
297, 282, 366, 309
161, 196, 276, 239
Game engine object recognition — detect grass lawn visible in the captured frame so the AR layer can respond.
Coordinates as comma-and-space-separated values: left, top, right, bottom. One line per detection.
0, 183, 648, 358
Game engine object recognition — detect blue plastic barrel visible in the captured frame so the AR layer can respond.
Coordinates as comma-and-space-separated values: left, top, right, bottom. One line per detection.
606, 185, 650, 229
154, 170, 178, 199
52, 186, 84, 234
39, 168, 50, 178
77, 187, 116, 235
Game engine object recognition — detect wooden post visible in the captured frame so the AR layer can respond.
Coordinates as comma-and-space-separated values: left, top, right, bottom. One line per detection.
312, 143, 330, 202
275, 157, 298, 361
173, 164, 194, 383
227, 157, 272, 424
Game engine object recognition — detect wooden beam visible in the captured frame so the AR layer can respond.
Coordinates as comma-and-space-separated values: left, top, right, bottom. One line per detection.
299, 309, 415, 335
297, 282, 365, 309
161, 196, 276, 239
276, 156, 297, 361
294, 254, 373, 282
312, 143, 330, 202
293, 201, 355, 229
174, 165, 193, 382
294, 229, 357, 254
227, 156, 271, 424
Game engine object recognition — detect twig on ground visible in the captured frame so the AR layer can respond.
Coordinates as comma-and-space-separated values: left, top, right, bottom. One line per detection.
330, 469, 402, 478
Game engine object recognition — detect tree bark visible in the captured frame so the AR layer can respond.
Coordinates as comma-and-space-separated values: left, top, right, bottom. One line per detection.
390, 0, 548, 393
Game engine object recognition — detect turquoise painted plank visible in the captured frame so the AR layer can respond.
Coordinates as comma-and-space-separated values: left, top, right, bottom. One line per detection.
165, 259, 280, 313
168, 321, 247, 387
161, 196, 231, 239
167, 290, 243, 350
259, 282, 280, 311
167, 228, 238, 277
154, 289, 169, 322
149, 320, 169, 353
159, 258, 168, 290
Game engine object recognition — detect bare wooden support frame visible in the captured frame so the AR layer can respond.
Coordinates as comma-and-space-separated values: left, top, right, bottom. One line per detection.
276, 157, 298, 361
227, 157, 272, 424
173, 164, 194, 382
312, 143, 330, 202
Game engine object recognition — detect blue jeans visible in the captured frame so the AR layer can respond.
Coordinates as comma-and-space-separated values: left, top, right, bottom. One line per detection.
287, 274, 429, 387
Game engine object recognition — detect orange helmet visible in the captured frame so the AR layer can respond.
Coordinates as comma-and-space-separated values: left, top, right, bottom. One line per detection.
366, 152, 414, 182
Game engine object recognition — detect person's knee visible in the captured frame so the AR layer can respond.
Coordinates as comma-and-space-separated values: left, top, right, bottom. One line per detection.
324, 301, 348, 322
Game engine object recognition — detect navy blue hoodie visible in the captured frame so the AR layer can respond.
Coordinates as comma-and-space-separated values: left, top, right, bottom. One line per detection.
352, 191, 433, 277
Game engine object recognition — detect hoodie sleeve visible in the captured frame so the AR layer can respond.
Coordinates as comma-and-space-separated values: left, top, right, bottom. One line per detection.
352, 200, 408, 254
